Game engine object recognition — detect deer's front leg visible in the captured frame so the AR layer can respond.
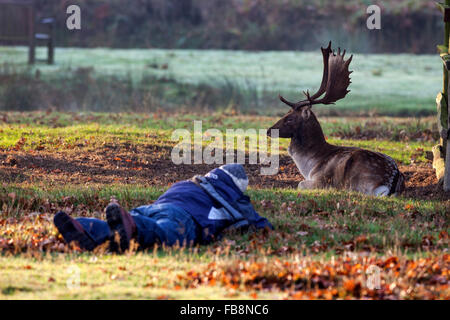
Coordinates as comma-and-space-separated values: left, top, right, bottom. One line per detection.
298, 180, 319, 190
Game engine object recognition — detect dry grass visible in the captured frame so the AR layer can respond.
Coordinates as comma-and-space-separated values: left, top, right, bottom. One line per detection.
0, 111, 448, 299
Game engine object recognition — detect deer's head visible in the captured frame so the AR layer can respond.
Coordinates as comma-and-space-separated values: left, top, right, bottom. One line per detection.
268, 106, 315, 138
267, 42, 353, 141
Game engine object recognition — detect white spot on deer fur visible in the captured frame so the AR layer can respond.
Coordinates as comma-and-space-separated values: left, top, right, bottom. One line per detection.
374, 185, 390, 196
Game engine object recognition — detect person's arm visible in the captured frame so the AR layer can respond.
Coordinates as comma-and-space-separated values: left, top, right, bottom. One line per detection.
234, 196, 274, 230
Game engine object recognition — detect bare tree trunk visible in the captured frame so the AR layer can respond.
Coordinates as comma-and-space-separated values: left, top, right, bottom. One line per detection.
445, 131, 450, 191
444, 0, 450, 190
445, 75, 450, 190
436, 0, 450, 188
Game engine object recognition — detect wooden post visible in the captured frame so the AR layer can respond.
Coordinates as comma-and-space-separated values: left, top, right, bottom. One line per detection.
47, 22, 54, 65
27, 3, 35, 64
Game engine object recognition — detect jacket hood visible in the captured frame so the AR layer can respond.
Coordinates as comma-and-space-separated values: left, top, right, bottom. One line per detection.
205, 167, 245, 199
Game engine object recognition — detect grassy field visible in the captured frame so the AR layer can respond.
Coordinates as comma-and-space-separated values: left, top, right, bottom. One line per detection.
0, 46, 442, 115
0, 111, 448, 299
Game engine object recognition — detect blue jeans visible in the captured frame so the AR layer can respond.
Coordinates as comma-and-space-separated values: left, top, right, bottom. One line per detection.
76, 203, 199, 249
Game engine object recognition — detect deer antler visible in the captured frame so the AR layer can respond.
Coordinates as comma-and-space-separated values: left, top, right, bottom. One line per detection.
279, 42, 353, 109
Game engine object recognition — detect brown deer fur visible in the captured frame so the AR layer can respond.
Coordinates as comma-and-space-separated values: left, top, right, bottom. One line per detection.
267, 43, 405, 196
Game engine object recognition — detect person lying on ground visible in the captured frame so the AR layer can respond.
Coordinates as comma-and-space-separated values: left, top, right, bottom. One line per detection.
54, 164, 273, 252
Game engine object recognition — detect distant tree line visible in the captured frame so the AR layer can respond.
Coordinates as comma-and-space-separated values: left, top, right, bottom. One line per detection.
10, 0, 446, 53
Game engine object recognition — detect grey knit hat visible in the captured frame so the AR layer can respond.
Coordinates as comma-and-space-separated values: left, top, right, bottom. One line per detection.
218, 164, 249, 193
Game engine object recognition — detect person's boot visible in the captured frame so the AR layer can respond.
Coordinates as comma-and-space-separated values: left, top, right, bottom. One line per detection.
105, 203, 137, 252
53, 211, 97, 251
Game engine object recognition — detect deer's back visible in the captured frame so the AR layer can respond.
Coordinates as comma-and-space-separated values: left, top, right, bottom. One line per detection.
310, 145, 405, 195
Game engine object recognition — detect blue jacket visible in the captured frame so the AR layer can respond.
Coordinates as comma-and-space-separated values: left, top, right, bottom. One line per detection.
152, 168, 273, 242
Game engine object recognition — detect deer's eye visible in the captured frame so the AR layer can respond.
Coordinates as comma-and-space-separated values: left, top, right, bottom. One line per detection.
285, 118, 295, 125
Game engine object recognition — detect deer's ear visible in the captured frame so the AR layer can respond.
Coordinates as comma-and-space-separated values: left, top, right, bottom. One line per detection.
301, 107, 312, 120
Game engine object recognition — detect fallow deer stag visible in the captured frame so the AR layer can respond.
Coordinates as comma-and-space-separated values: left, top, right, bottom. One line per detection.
267, 42, 405, 196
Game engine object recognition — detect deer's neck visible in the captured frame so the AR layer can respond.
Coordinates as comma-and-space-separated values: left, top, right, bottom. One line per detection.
288, 117, 330, 179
